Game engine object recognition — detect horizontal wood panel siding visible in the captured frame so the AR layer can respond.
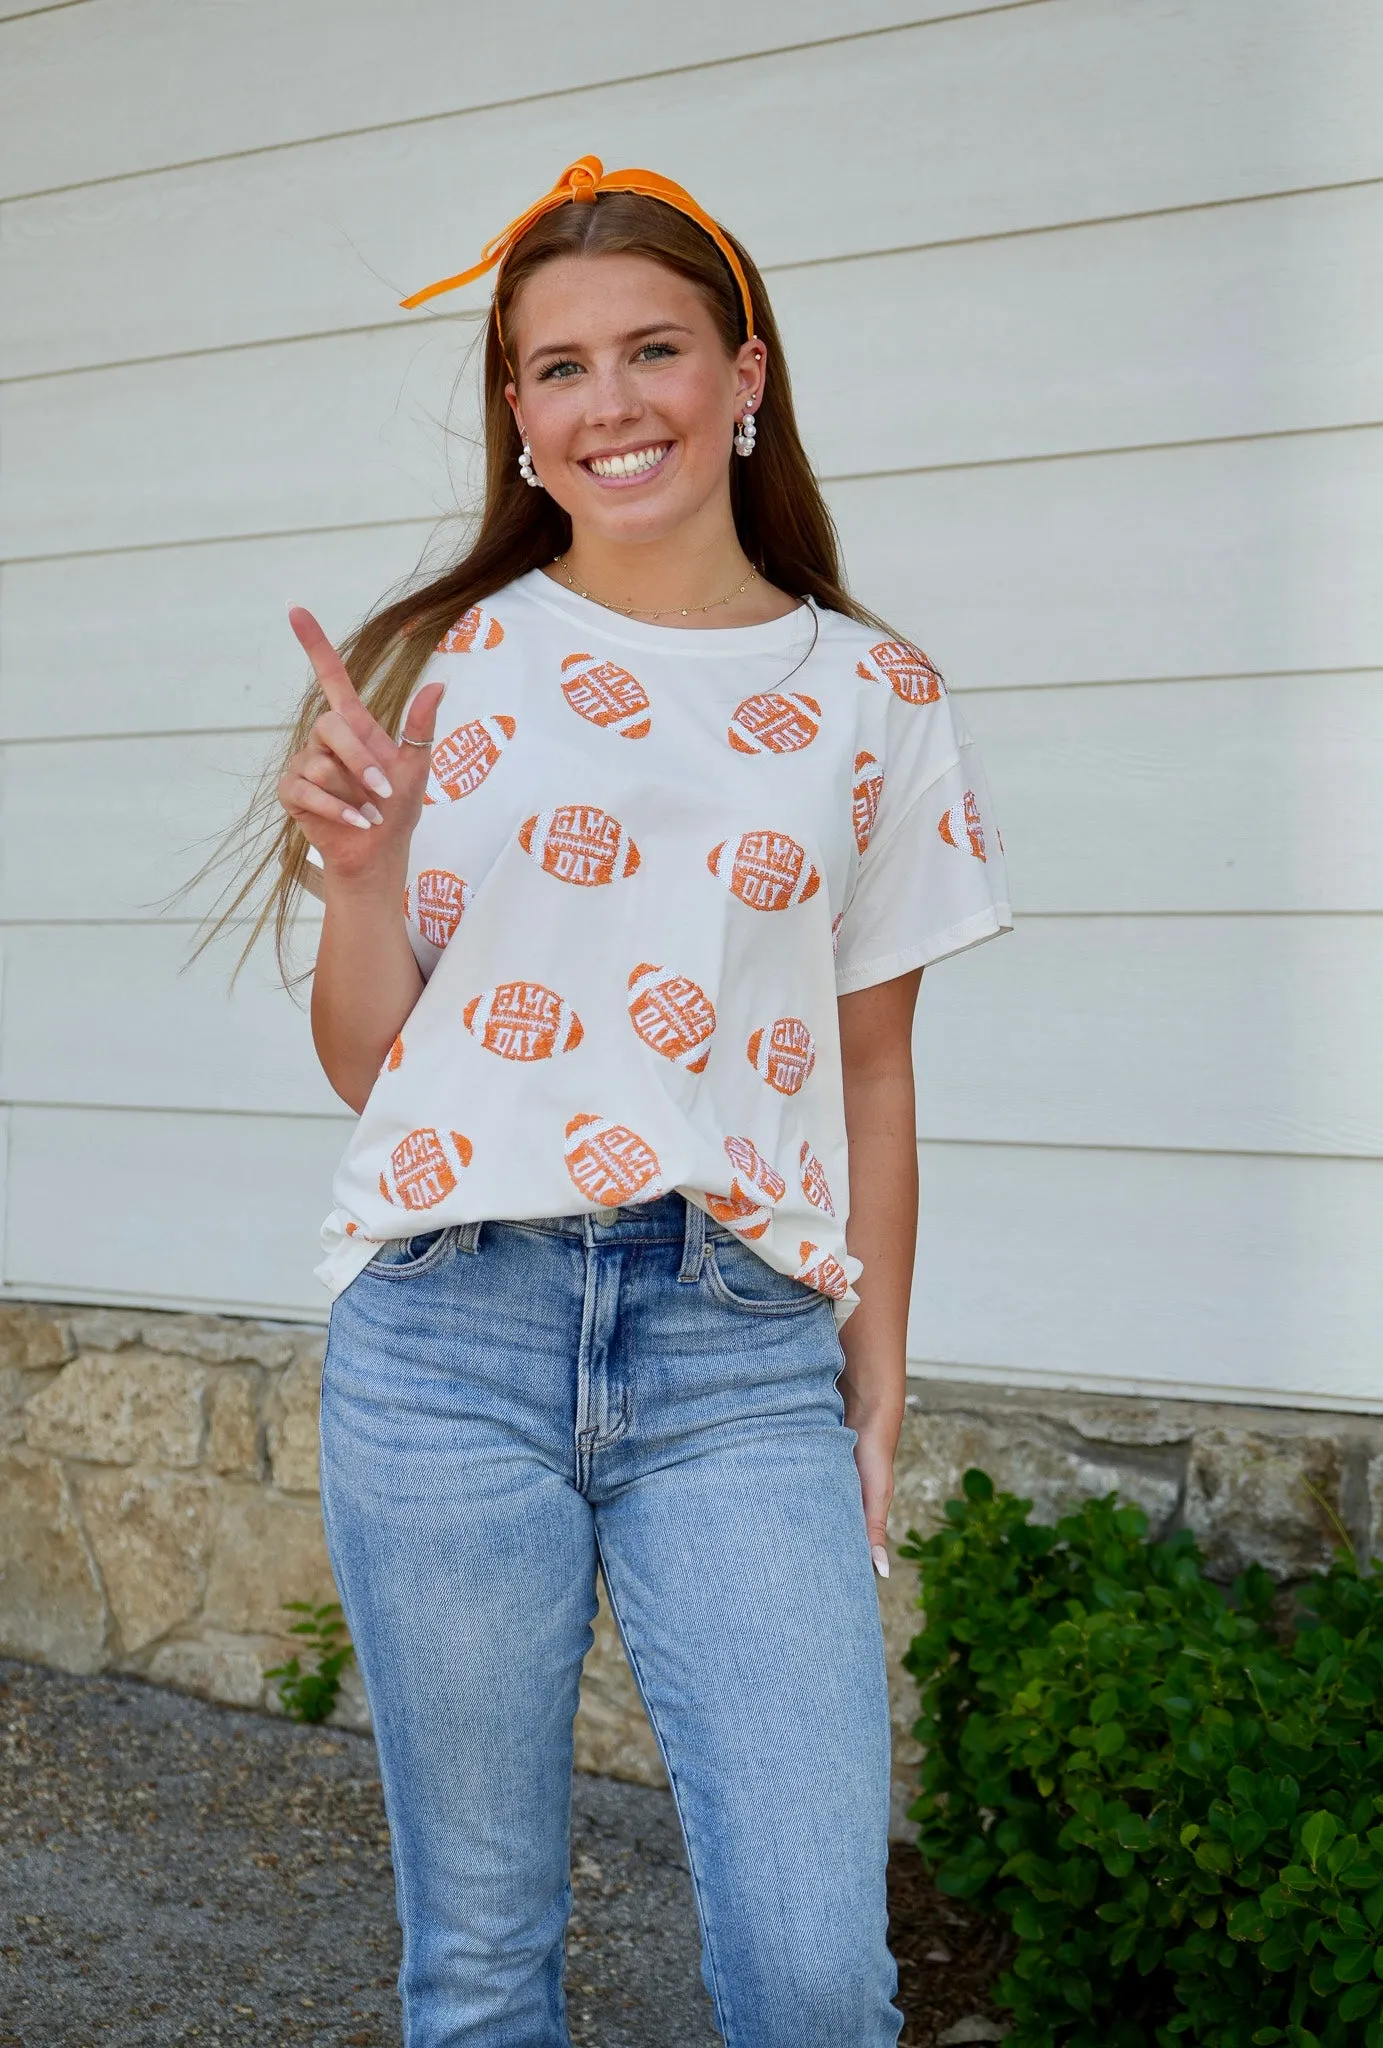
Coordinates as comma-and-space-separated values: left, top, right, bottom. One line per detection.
3, 1105, 349, 1317
3, 0, 1378, 215
9, 190, 1383, 554
832, 433, 1383, 689
0, 0, 938, 197
4, 52, 1382, 376
1, 0, 1378, 1408
5, 917, 1379, 1164
8, 672, 1381, 923
0, 731, 272, 922
913, 918, 1383, 1158
0, 522, 445, 741
970, 673, 1383, 916
0, 924, 335, 1118
909, 1142, 1383, 1411
5, 437, 1381, 744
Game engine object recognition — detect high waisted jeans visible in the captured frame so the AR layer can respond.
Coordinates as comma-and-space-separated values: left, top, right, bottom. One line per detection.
319, 1192, 903, 2048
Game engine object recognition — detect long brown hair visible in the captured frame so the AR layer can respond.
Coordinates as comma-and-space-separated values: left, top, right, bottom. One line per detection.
207, 190, 885, 978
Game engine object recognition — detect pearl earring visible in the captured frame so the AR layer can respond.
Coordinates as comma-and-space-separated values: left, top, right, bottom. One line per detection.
733, 404, 757, 459
517, 435, 543, 488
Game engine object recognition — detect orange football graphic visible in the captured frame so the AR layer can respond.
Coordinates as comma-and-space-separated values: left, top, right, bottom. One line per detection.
385, 1036, 405, 1073
379, 1127, 474, 1212
462, 981, 584, 1061
627, 963, 717, 1072
831, 911, 844, 955
560, 652, 652, 738
703, 1183, 775, 1239
564, 1114, 662, 1207
796, 1239, 850, 1300
746, 1016, 816, 1096
938, 790, 986, 861
867, 639, 945, 705
705, 1134, 786, 1241
409, 868, 472, 948
430, 714, 516, 802
436, 605, 504, 654
852, 751, 884, 855
518, 804, 640, 887
799, 1141, 836, 1216
706, 830, 820, 912
726, 691, 821, 755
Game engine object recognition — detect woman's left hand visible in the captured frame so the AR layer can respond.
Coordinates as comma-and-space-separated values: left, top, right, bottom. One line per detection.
847, 1406, 900, 1580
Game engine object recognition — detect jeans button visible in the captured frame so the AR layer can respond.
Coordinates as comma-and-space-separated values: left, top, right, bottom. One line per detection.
594, 1205, 621, 1225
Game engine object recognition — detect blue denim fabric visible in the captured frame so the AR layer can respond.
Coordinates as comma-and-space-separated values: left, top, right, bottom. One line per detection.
319, 1191, 903, 2048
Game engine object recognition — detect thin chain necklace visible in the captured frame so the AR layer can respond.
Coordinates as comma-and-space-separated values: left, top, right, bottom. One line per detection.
553, 553, 758, 621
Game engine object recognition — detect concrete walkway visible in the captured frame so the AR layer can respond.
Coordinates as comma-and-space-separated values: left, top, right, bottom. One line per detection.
1, 1657, 718, 2047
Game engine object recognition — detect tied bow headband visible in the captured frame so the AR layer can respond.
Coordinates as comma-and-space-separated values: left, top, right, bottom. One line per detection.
398, 154, 756, 351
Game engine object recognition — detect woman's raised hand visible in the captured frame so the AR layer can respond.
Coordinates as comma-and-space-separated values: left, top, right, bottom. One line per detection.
277, 607, 445, 882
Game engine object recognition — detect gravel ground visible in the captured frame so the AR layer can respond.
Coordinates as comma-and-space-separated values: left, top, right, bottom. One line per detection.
0, 1657, 1006, 2047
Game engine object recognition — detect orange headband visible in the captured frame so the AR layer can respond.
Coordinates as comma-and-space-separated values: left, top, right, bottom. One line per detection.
398, 154, 756, 350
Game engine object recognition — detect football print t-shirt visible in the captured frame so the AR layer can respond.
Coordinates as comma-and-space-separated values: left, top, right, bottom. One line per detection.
316, 568, 1012, 1319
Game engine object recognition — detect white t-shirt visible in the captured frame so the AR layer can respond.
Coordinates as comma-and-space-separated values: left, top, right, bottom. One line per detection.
316, 568, 1012, 1318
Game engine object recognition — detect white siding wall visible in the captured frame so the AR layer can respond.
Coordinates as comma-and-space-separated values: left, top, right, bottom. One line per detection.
1, 0, 1379, 1406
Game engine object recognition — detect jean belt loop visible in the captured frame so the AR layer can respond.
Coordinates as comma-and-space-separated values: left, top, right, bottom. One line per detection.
677, 1196, 706, 1283
456, 1220, 482, 1255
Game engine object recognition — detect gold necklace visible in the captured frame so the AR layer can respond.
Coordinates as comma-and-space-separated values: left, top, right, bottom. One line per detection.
553, 553, 758, 620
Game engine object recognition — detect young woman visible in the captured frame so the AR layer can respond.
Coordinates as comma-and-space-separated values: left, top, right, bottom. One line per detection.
260, 157, 1010, 2047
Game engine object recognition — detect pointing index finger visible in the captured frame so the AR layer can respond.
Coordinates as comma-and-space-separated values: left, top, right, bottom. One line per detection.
288, 605, 361, 717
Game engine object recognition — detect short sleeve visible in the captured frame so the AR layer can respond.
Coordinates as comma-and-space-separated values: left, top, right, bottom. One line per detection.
833, 692, 1012, 995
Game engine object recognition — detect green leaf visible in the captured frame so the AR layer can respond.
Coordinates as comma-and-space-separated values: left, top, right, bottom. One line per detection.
1227, 1899, 1270, 1942
1261, 1928, 1303, 1972
1136, 1932, 1164, 1976
1339, 1980, 1382, 2021
1093, 1721, 1126, 1759
1301, 1810, 1339, 1868
961, 1468, 994, 1503
1280, 1866, 1319, 1891
1232, 1811, 1270, 1857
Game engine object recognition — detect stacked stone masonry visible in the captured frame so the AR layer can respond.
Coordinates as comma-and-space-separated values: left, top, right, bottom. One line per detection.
2, 1302, 1378, 1837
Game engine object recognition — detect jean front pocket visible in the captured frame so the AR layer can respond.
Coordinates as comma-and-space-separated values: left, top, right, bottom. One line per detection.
702, 1232, 826, 1318
366, 1227, 456, 1279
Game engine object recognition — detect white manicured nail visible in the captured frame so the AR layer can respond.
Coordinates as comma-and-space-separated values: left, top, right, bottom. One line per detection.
362, 766, 393, 799
871, 1546, 890, 1579
342, 807, 372, 830
361, 802, 385, 826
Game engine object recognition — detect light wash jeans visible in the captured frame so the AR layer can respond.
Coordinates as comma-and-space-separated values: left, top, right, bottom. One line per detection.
319, 1191, 903, 2048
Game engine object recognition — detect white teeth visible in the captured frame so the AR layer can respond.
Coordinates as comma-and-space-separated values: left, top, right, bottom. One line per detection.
587, 445, 667, 478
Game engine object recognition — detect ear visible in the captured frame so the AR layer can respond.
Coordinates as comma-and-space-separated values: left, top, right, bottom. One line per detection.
733, 341, 767, 413
504, 382, 523, 436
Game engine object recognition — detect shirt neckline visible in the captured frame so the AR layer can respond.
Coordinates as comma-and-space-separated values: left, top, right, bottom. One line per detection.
514, 566, 822, 659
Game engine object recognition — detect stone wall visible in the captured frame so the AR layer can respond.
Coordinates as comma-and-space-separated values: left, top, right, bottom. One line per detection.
2, 1302, 1378, 1837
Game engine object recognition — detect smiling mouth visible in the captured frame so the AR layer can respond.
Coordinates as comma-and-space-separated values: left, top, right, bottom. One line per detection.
581, 443, 672, 481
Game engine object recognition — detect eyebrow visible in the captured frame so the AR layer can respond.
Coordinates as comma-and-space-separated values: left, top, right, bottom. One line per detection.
522, 322, 696, 371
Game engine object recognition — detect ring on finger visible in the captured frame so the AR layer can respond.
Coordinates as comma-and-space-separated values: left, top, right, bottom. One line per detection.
400, 735, 431, 749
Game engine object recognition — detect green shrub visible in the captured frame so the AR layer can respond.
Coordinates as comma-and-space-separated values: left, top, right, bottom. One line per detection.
898, 1471, 1383, 2048
265, 1600, 355, 1724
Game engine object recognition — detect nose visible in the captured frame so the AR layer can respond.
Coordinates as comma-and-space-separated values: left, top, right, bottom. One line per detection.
582, 361, 642, 430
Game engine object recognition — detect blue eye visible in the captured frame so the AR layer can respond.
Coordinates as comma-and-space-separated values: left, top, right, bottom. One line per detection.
637, 342, 677, 361
537, 358, 581, 381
